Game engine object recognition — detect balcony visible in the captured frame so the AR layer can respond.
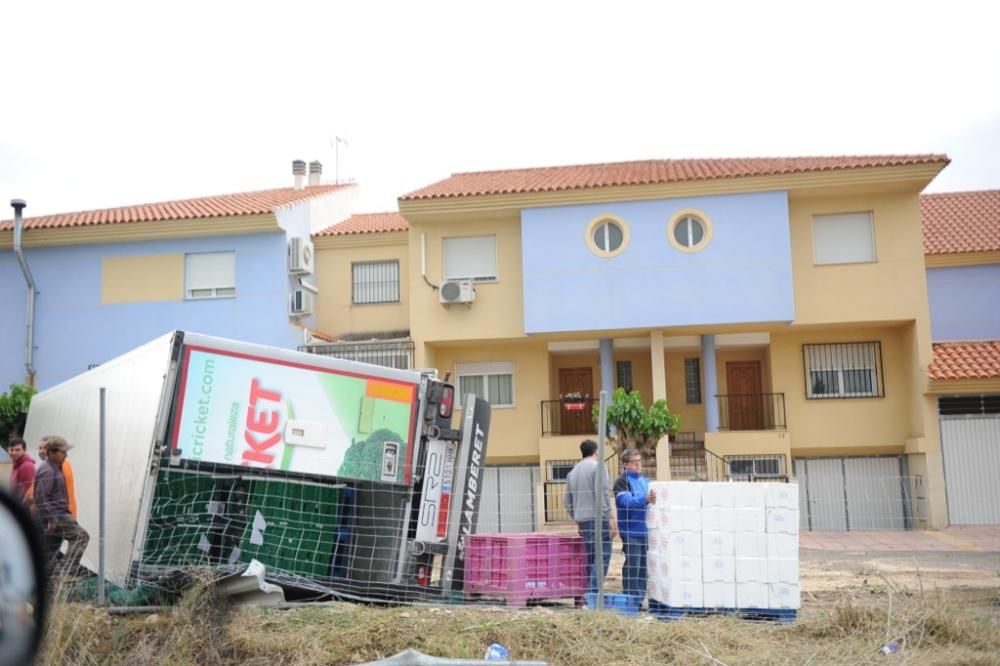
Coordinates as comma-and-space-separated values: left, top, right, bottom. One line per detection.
541, 398, 597, 436
716, 392, 786, 431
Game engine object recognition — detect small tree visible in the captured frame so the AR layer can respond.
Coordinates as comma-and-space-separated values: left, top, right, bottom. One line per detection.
592, 387, 681, 456
0, 383, 36, 446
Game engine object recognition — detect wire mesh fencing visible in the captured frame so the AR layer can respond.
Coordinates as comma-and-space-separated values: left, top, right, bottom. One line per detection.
49, 448, 998, 616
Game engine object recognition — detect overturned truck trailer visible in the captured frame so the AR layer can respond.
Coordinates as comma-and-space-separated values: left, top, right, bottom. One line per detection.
23, 331, 490, 600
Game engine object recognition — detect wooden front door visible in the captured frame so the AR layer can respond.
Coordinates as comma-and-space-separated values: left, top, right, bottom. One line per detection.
725, 361, 764, 430
558, 367, 594, 435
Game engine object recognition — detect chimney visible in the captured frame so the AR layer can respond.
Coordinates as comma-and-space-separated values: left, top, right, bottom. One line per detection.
292, 159, 307, 190
308, 160, 322, 186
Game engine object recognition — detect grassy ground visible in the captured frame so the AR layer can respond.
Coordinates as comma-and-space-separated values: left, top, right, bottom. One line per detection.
38, 585, 1000, 665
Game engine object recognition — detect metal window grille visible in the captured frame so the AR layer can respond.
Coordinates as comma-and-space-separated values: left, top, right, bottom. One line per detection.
684, 358, 702, 404
616, 360, 633, 391
546, 460, 576, 481
726, 454, 785, 479
802, 342, 884, 399
352, 260, 400, 305
301, 339, 413, 370
939, 395, 1000, 415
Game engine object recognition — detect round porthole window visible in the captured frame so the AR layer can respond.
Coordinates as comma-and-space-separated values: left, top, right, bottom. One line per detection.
585, 215, 630, 257
667, 210, 713, 252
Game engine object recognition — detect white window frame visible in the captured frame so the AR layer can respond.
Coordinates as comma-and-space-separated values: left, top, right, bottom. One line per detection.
804, 342, 882, 399
185, 251, 236, 300
443, 235, 498, 282
455, 361, 514, 408
811, 211, 877, 265
352, 260, 400, 305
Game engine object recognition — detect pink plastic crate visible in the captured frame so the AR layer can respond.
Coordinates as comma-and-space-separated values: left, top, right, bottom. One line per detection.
464, 533, 586, 607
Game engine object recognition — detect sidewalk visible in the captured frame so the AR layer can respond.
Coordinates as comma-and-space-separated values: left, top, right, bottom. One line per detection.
800, 526, 1000, 552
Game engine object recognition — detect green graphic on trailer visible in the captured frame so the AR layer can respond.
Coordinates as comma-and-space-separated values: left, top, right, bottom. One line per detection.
174, 347, 415, 483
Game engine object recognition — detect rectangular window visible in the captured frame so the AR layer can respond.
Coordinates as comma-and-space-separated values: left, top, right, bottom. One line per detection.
684, 358, 702, 404
812, 211, 876, 265
443, 235, 498, 282
616, 361, 633, 391
547, 460, 576, 481
726, 455, 785, 479
456, 361, 514, 407
803, 342, 884, 399
352, 260, 400, 304
185, 251, 235, 299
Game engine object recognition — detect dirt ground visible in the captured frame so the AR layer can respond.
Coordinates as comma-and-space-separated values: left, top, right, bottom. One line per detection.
800, 549, 1000, 594
596, 543, 1000, 597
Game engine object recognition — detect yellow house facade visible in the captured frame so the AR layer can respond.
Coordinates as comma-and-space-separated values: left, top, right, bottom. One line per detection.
316, 156, 954, 530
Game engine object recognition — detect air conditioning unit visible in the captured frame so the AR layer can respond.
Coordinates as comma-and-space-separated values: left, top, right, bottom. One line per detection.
288, 237, 315, 276
289, 288, 315, 316
438, 279, 475, 305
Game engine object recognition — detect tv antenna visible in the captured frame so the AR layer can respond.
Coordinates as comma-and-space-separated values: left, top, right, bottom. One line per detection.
331, 136, 349, 183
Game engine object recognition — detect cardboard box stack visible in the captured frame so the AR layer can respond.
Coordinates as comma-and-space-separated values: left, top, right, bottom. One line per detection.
646, 481, 800, 611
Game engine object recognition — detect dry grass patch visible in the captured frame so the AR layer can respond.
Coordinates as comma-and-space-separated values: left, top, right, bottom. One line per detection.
36, 586, 1000, 665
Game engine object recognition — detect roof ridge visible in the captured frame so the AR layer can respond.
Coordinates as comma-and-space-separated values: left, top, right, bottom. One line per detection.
921, 188, 1000, 198
448, 154, 950, 178
347, 210, 403, 217
2, 184, 347, 225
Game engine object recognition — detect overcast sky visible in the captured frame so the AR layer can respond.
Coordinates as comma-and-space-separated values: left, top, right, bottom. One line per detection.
2, 0, 998, 218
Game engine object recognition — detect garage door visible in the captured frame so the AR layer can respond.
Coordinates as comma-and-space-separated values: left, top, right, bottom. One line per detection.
475, 465, 540, 533
793, 456, 910, 531
941, 416, 1000, 525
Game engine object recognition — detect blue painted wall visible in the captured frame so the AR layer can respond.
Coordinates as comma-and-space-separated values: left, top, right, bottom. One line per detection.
926, 264, 1000, 340
0, 232, 302, 390
520, 191, 794, 334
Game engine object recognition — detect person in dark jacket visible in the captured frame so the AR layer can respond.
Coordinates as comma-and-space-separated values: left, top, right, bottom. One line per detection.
33, 436, 89, 575
613, 448, 656, 599
7, 438, 36, 504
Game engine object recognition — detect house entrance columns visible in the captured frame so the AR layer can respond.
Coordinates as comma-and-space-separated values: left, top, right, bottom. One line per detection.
702, 334, 720, 432
650, 330, 666, 402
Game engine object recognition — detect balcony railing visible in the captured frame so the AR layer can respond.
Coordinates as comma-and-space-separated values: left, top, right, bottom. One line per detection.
716, 392, 786, 431
301, 339, 414, 370
670, 433, 730, 481
541, 398, 597, 436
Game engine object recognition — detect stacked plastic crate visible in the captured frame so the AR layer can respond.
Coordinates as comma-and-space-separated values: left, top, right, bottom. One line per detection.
464, 533, 586, 607
647, 481, 800, 619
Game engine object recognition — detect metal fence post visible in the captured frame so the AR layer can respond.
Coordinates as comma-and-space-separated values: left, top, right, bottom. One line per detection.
98, 387, 106, 605
594, 390, 608, 610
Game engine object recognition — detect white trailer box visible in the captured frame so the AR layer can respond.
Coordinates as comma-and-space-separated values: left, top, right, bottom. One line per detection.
24, 331, 488, 596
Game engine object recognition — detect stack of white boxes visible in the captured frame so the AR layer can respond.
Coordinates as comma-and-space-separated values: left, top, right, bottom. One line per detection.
646, 481, 800, 611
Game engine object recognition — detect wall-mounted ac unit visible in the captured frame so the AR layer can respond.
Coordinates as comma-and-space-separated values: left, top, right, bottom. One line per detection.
439, 279, 475, 305
288, 237, 315, 276
290, 288, 316, 316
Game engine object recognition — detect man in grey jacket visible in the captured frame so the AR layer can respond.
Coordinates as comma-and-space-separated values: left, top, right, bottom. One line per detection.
33, 436, 89, 576
565, 439, 617, 595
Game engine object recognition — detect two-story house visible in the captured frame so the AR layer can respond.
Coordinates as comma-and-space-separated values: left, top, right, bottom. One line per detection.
922, 190, 1000, 526
1, 161, 356, 389
362, 155, 949, 531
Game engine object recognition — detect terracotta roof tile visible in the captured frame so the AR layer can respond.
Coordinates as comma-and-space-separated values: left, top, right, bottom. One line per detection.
929, 341, 1000, 381
0, 184, 350, 231
315, 212, 409, 236
920, 190, 1000, 255
400, 155, 949, 201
